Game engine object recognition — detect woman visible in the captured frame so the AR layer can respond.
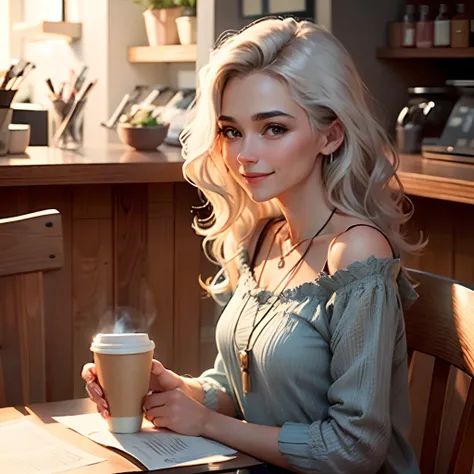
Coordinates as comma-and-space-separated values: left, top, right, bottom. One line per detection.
83, 17, 422, 473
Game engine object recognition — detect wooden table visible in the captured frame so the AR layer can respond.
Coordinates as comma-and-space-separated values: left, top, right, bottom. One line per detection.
0, 398, 264, 474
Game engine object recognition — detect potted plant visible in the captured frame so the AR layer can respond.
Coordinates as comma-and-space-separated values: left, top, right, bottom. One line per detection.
117, 107, 169, 150
132, 0, 183, 46
175, 0, 197, 45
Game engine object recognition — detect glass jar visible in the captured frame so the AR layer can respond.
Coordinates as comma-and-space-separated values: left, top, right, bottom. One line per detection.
416, 5, 434, 48
49, 98, 85, 150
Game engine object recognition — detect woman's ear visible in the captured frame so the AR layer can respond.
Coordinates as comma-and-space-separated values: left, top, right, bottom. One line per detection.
320, 120, 345, 155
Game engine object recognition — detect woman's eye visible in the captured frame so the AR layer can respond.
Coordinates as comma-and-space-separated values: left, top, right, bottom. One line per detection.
265, 124, 287, 136
220, 127, 241, 139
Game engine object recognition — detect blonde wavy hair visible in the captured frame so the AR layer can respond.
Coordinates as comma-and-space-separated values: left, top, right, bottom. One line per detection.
181, 17, 422, 295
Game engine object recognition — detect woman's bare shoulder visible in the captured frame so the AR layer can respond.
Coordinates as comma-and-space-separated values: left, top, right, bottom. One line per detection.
327, 223, 393, 275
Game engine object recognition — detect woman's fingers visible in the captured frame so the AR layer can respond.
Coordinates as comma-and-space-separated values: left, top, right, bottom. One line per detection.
81, 363, 97, 383
82, 363, 109, 417
144, 405, 168, 428
86, 380, 104, 398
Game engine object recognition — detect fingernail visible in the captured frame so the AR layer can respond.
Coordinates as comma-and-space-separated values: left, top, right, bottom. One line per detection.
102, 410, 110, 419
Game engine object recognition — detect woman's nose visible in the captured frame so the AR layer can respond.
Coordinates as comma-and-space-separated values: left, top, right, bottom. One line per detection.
237, 152, 258, 165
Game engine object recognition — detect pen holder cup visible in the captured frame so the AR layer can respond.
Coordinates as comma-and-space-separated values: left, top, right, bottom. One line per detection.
0, 107, 13, 156
0, 90, 16, 108
49, 100, 85, 150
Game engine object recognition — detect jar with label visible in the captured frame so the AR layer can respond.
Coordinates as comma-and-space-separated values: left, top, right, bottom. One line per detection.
434, 4, 450, 47
416, 5, 434, 48
402, 4, 416, 47
451, 3, 469, 48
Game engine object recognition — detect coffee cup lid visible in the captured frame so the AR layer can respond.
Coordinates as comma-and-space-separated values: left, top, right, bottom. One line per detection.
90, 333, 155, 354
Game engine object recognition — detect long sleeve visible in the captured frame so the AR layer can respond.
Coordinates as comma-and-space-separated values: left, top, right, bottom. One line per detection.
195, 352, 233, 410
278, 274, 403, 474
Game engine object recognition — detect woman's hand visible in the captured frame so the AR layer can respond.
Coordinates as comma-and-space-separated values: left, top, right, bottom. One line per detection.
81, 363, 109, 419
81, 359, 187, 419
143, 387, 211, 436
148, 360, 186, 393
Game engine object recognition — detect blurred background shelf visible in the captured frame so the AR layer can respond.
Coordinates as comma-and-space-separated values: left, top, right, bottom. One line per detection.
377, 47, 474, 59
128, 45, 197, 63
12, 21, 82, 42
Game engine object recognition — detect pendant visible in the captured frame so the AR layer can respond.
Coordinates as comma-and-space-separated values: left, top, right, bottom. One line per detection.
238, 349, 251, 394
277, 257, 285, 269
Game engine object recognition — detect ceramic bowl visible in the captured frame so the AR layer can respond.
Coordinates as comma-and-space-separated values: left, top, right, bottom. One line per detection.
117, 123, 169, 151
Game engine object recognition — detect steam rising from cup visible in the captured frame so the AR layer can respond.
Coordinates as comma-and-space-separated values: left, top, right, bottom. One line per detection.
98, 306, 156, 335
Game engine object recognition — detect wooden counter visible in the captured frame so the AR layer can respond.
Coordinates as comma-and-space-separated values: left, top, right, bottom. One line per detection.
398, 154, 474, 206
0, 145, 185, 186
0, 148, 473, 206
0, 146, 472, 410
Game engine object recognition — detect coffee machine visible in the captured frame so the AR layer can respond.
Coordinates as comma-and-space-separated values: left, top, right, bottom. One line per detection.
421, 81, 474, 164
396, 86, 459, 154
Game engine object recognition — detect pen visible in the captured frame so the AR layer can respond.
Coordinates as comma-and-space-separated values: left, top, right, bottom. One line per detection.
46, 77, 56, 96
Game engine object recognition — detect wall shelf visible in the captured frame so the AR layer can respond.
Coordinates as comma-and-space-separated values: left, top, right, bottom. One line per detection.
377, 47, 474, 59
12, 21, 82, 43
128, 45, 197, 63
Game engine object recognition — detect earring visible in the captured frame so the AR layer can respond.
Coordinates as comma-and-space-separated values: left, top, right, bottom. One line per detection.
327, 153, 334, 164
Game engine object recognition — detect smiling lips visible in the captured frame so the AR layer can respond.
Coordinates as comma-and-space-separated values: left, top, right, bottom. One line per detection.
241, 171, 274, 184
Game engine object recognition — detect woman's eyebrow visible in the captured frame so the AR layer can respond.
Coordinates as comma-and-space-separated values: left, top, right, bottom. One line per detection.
218, 110, 296, 123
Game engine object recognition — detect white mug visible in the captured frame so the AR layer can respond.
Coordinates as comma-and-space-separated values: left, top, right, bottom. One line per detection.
8, 124, 30, 155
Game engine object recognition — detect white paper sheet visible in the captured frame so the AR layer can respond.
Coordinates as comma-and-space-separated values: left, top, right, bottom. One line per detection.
54, 413, 237, 471
0, 417, 106, 474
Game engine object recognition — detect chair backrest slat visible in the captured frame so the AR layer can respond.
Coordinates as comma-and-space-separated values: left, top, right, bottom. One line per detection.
420, 358, 451, 473
450, 379, 474, 474
0, 210, 63, 278
406, 269, 474, 473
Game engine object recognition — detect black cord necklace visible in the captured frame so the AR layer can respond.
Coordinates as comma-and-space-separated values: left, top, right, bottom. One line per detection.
234, 208, 337, 394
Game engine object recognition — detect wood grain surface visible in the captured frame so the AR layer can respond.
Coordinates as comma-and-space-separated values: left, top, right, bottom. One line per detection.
1, 148, 474, 207
0, 183, 214, 407
406, 270, 474, 474
0, 398, 263, 473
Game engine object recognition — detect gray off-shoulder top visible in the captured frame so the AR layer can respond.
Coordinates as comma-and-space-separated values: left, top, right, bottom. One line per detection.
196, 246, 420, 474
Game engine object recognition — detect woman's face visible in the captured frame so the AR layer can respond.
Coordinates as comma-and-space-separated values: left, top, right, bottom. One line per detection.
218, 72, 326, 203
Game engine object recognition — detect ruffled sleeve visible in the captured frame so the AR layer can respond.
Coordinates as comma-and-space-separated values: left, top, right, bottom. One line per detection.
278, 257, 416, 474
195, 353, 232, 411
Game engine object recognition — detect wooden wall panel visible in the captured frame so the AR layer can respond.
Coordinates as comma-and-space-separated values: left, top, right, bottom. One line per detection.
147, 184, 175, 368
173, 183, 202, 376
454, 202, 474, 286
72, 185, 113, 398
114, 185, 148, 316
199, 248, 219, 375
403, 196, 454, 279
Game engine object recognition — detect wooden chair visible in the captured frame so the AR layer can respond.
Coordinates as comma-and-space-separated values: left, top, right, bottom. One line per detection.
0, 209, 63, 408
405, 269, 474, 474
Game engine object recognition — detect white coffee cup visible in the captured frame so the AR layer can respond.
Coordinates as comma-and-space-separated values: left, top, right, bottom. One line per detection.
91, 333, 155, 433
8, 124, 30, 154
